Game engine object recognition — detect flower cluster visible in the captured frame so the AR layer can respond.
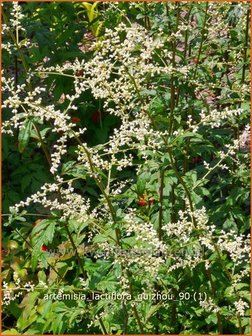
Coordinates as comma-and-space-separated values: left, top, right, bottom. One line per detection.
199, 297, 220, 314
217, 231, 250, 265
2, 1, 250, 334
10, 180, 91, 223
234, 298, 249, 317
2, 2, 33, 52
2, 272, 35, 306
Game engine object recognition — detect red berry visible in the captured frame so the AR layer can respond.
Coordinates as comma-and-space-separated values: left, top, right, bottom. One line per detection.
41, 244, 48, 252
91, 111, 100, 124
71, 116, 81, 123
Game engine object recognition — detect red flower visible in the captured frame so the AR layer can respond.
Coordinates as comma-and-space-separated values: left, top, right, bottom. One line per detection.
71, 116, 81, 123
137, 198, 147, 206
41, 244, 48, 252
91, 111, 100, 124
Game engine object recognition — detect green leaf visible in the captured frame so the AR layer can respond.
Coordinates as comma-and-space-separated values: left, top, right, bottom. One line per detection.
2, 329, 19, 335
30, 127, 51, 140
21, 175, 32, 192
6, 301, 21, 319
40, 300, 53, 318
89, 2, 99, 23
38, 270, 47, 283
136, 179, 145, 195
62, 161, 87, 179
32, 219, 56, 243
31, 219, 56, 266
18, 120, 33, 153
205, 313, 218, 324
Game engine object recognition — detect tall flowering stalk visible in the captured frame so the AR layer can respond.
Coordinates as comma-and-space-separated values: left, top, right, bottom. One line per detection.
2, 2, 250, 334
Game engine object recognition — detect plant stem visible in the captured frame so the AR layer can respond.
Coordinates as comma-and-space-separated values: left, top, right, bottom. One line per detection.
184, 3, 193, 59
158, 170, 165, 240
132, 305, 144, 333
205, 269, 223, 333
99, 318, 107, 334
2, 213, 51, 217
144, 2, 151, 30
241, 9, 249, 83
32, 123, 52, 166
62, 221, 87, 280
168, 2, 180, 135
193, 2, 209, 80
166, 147, 196, 226
122, 302, 128, 334
170, 184, 176, 223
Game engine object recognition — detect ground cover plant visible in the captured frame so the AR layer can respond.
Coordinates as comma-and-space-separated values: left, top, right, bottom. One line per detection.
1, 1, 251, 334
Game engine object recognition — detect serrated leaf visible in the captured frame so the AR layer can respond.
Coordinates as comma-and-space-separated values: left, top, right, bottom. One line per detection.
32, 220, 56, 242
31, 220, 56, 264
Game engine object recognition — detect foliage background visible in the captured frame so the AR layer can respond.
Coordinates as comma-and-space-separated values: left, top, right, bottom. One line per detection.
2, 1, 251, 335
